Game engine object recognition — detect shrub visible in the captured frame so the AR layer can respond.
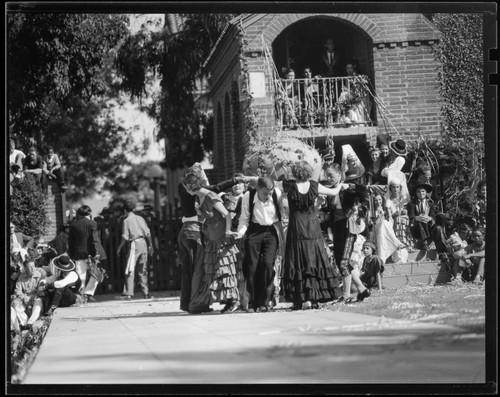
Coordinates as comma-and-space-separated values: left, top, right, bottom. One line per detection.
10, 175, 50, 239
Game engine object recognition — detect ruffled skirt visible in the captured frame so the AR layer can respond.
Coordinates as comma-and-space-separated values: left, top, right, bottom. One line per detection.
203, 236, 240, 303
283, 236, 342, 304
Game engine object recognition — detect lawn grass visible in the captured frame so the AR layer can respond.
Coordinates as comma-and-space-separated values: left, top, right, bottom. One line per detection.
325, 282, 486, 333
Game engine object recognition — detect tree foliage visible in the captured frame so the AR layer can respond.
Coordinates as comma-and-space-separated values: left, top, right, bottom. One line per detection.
116, 14, 236, 169
10, 176, 50, 239
417, 13, 485, 226
8, 13, 139, 201
432, 13, 484, 137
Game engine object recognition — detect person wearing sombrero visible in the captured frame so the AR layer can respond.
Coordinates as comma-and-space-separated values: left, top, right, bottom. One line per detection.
408, 182, 436, 251
38, 254, 82, 316
380, 138, 408, 181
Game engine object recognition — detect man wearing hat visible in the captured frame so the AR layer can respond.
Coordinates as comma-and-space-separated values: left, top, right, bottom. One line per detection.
408, 182, 436, 250
68, 205, 104, 303
39, 254, 82, 316
117, 198, 154, 300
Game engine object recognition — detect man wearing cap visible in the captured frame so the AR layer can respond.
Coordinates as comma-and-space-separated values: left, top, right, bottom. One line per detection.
117, 199, 154, 300
408, 183, 436, 250
68, 205, 104, 303
39, 254, 82, 316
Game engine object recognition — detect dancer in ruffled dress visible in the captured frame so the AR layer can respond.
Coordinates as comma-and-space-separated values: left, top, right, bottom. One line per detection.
182, 166, 240, 313
275, 160, 350, 310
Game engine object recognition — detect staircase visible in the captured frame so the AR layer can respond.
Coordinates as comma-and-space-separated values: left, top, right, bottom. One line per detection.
382, 248, 451, 288
43, 180, 66, 241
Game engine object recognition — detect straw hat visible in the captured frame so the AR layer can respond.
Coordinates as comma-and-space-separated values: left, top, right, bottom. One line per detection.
53, 255, 75, 272
389, 139, 408, 156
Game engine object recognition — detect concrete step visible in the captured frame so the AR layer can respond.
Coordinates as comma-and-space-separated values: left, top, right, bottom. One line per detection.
383, 271, 452, 288
405, 248, 438, 262
384, 260, 441, 276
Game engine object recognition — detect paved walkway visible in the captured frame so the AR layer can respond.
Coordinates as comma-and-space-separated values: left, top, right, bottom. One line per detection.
24, 292, 485, 385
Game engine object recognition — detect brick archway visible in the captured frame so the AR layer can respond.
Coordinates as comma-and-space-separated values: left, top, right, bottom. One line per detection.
260, 13, 380, 46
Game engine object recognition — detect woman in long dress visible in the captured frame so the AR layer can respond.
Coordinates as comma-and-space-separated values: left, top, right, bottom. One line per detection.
275, 160, 350, 310
183, 167, 240, 314
368, 192, 403, 263
386, 170, 413, 248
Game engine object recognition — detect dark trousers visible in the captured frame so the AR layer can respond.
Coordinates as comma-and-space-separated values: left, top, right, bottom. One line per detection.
44, 287, 78, 311
243, 226, 278, 308
51, 168, 65, 185
178, 222, 203, 311
332, 218, 348, 269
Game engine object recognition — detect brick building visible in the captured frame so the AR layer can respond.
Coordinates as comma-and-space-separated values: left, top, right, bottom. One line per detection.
205, 13, 442, 181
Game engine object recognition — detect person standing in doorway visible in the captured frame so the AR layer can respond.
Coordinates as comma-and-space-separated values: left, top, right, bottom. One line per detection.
117, 199, 154, 300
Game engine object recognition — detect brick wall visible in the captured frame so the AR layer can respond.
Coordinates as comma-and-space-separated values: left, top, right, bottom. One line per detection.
207, 13, 443, 179
44, 180, 65, 241
373, 41, 442, 141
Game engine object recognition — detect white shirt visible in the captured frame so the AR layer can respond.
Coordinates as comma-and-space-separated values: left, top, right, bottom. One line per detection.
10, 149, 25, 165
237, 189, 282, 237
381, 156, 405, 177
44, 267, 79, 289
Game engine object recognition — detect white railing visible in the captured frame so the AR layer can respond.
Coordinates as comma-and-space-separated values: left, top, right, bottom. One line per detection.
275, 75, 373, 129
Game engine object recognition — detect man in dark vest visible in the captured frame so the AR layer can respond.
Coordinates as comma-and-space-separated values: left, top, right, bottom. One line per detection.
237, 177, 284, 313
39, 254, 83, 316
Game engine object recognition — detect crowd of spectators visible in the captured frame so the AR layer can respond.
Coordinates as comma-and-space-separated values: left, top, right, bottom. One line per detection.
9, 138, 67, 194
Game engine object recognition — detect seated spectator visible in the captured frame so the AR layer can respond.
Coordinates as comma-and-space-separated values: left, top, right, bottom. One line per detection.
341, 144, 366, 185
385, 170, 412, 257
376, 133, 392, 185
44, 146, 68, 192
366, 146, 383, 186
48, 224, 70, 255
10, 247, 29, 295
10, 222, 36, 251
9, 138, 25, 170
461, 227, 485, 283
38, 254, 83, 316
432, 213, 450, 255
354, 241, 384, 300
408, 183, 436, 250
472, 180, 487, 230
415, 164, 440, 205
368, 192, 404, 264
11, 260, 45, 333
22, 146, 44, 189
380, 139, 408, 179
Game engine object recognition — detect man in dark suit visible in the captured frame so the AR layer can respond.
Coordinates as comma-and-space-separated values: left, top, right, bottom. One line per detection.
408, 183, 436, 250
319, 37, 342, 78
68, 205, 104, 302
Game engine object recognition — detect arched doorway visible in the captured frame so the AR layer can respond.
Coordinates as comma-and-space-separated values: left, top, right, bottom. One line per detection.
272, 16, 374, 81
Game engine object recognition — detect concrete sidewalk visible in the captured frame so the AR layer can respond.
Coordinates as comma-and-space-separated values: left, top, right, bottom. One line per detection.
23, 292, 485, 384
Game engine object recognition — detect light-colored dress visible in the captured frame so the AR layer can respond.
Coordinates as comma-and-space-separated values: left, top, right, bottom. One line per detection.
370, 206, 401, 263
